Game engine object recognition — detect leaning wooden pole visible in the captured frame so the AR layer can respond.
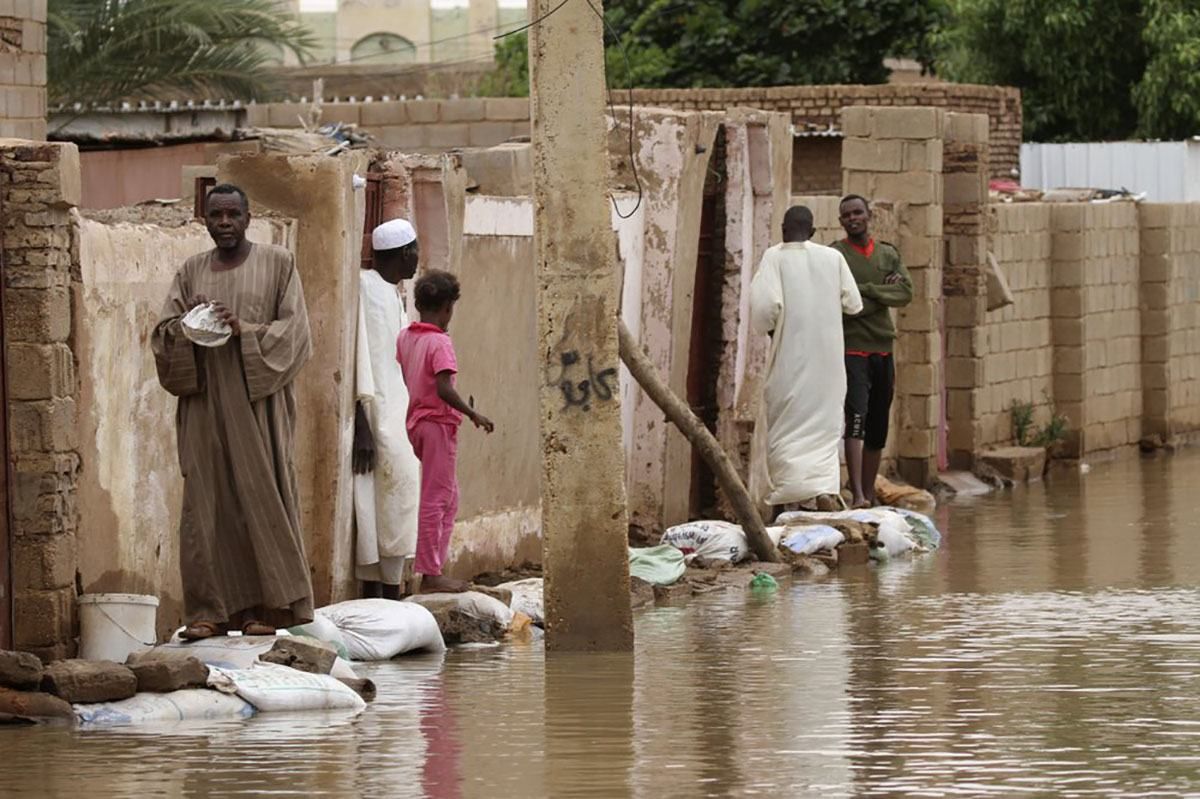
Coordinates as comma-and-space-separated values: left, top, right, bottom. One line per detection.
617, 321, 779, 563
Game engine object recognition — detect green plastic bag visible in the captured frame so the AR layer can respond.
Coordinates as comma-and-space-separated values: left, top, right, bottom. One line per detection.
628, 545, 686, 586
750, 572, 778, 592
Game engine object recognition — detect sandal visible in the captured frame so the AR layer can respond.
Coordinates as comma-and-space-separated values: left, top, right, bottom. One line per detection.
241, 620, 276, 637
181, 621, 223, 641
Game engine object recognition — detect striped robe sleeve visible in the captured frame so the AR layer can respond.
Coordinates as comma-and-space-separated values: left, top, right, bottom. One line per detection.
240, 250, 313, 402
152, 267, 202, 397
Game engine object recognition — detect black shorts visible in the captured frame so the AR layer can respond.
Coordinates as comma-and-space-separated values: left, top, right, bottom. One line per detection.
845, 353, 894, 450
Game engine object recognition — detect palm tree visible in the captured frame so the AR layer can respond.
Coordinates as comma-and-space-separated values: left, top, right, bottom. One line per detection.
48, 0, 316, 108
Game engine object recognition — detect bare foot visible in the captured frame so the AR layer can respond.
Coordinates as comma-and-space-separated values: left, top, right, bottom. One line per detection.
849, 496, 870, 510
418, 574, 470, 594
241, 620, 276, 636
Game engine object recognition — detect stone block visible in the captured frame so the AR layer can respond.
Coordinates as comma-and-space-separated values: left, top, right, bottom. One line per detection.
128, 658, 209, 693
980, 446, 1046, 482
842, 138, 902, 172
875, 107, 943, 140
13, 587, 72, 650
1051, 204, 1088, 232
484, 97, 530, 121
0, 650, 43, 690
897, 362, 936, 396
405, 100, 442, 124
41, 660, 137, 704
1138, 203, 1175, 229
841, 106, 873, 138
360, 101, 408, 127
244, 104, 270, 127
837, 541, 870, 566
423, 123, 470, 149
3, 287, 70, 342
9, 398, 77, 453
0, 687, 74, 722
1052, 317, 1084, 347
946, 112, 989, 144
899, 233, 937, 267
1142, 282, 1170, 310
439, 98, 486, 122
897, 428, 937, 458
468, 121, 516, 147
13, 533, 74, 591
944, 172, 985, 207
945, 295, 984, 328
374, 125, 426, 151
6, 343, 73, 400
259, 637, 336, 675
875, 172, 939, 205
946, 357, 983, 389
320, 103, 360, 126
266, 102, 308, 128
898, 300, 938, 332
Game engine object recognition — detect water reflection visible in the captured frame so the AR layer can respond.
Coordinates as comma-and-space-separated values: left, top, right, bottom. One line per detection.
2, 451, 1200, 797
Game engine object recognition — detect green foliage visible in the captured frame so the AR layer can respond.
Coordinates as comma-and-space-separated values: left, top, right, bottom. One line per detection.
937, 0, 1200, 142
1010, 395, 1069, 450
476, 0, 947, 98
48, 0, 316, 107
1134, 0, 1200, 139
475, 32, 529, 98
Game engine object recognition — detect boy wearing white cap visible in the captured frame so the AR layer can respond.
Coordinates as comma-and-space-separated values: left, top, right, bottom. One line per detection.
353, 218, 422, 598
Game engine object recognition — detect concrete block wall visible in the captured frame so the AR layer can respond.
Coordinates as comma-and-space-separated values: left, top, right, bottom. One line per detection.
1139, 204, 1200, 438
0, 0, 47, 141
247, 97, 531, 153
1, 141, 82, 660
978, 204, 1055, 450
842, 105, 944, 485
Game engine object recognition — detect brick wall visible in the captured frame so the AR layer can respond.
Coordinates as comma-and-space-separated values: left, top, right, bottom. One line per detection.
977, 204, 1055, 450
792, 137, 842, 195
247, 97, 531, 152
630, 83, 1021, 179
0, 0, 47, 141
1, 141, 82, 660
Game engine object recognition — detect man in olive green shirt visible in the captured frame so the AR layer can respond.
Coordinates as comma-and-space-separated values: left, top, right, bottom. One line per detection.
832, 195, 913, 508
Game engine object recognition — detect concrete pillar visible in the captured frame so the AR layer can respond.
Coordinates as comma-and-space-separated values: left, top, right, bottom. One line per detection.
0, 0, 48, 140
842, 105, 945, 487
528, 0, 633, 651
941, 113, 990, 469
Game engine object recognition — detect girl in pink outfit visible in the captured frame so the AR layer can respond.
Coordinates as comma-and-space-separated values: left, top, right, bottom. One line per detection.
396, 270, 494, 594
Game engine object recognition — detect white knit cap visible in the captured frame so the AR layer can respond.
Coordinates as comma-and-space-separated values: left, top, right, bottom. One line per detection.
372, 218, 417, 251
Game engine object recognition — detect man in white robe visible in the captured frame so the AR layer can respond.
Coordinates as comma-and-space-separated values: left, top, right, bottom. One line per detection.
749, 205, 863, 510
353, 218, 422, 598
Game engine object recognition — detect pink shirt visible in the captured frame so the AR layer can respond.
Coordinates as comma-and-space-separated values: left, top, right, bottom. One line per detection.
396, 322, 463, 430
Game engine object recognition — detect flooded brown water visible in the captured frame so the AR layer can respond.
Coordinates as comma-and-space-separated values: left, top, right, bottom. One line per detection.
4, 451, 1200, 798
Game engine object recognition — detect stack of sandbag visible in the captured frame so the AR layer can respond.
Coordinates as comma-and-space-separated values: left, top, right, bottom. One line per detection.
776, 507, 942, 562
406, 591, 515, 645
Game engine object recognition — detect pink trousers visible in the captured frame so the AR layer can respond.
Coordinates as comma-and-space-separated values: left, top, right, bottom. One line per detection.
409, 420, 459, 577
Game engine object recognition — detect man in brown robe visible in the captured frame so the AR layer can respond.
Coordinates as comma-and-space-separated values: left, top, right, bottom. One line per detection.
152, 183, 314, 640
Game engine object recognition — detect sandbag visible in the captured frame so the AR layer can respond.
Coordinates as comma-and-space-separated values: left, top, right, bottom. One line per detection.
660, 520, 750, 563
75, 689, 254, 728
781, 525, 844, 556
317, 599, 446, 661
139, 636, 360, 681
893, 508, 943, 550
406, 592, 515, 644
207, 662, 366, 713
497, 578, 544, 625
628, 545, 686, 586
287, 614, 350, 660
874, 523, 916, 558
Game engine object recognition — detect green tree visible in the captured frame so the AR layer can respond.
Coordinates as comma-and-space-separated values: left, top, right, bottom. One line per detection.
937, 0, 1200, 142
48, 0, 316, 108
477, 0, 946, 97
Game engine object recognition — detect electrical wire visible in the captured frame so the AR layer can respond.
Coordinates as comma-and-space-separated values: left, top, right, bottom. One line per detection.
492, 0, 571, 39
584, 0, 643, 219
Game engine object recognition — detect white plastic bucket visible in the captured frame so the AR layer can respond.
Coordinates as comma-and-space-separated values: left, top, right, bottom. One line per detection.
78, 593, 159, 663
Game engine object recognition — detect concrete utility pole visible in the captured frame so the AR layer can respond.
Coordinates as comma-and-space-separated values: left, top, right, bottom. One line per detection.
528, 0, 634, 652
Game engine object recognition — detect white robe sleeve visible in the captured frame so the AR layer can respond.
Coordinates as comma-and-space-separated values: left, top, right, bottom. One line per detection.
749, 250, 783, 336
837, 252, 864, 316
355, 289, 376, 403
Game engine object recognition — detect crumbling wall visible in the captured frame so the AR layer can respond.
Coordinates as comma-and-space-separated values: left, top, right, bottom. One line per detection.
1, 141, 81, 659
73, 213, 294, 639
0, 1, 47, 141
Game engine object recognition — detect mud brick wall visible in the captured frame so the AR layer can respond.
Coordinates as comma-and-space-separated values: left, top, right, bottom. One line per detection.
630, 83, 1022, 179
842, 105, 944, 485
1139, 204, 1200, 439
247, 97, 531, 153
792, 137, 843, 196
1, 141, 82, 660
0, 0, 47, 141
978, 204, 1055, 450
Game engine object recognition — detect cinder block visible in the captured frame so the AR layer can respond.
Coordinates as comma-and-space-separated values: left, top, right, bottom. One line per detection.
903, 140, 943, 172
13, 533, 75, 592
841, 106, 873, 138
899, 233, 937, 268
266, 102, 308, 128
4, 287, 70, 343
1142, 282, 1170, 309
875, 107, 944, 140
1141, 253, 1172, 283
439, 98, 486, 123
485, 97, 530, 121
361, 102, 408, 127
1052, 204, 1088, 232
6, 343, 73, 400
897, 362, 936, 396
875, 172, 939, 205
946, 357, 983, 389
898, 300, 938, 332
8, 398, 77, 453
944, 172, 985, 207
468, 121, 516, 147
945, 295, 984, 328
842, 170, 874, 198
1140, 228, 1172, 256
842, 138, 903, 172
424, 123, 470, 149
406, 100, 442, 124
13, 587, 74, 650
320, 103, 360, 126
945, 112, 989, 144
244, 104, 270, 127
897, 428, 937, 458
1056, 373, 1085, 402
373, 125, 426, 151
1054, 347, 1084, 375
